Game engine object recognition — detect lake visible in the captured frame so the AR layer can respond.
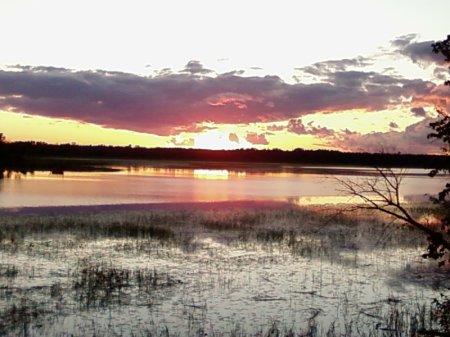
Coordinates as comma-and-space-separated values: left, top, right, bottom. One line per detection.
0, 164, 447, 208
1, 163, 450, 336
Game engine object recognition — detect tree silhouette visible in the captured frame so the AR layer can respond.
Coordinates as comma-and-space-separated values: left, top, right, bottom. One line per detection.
426, 34, 450, 265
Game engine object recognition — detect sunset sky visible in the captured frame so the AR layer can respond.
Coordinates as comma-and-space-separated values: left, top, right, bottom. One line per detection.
0, 0, 449, 153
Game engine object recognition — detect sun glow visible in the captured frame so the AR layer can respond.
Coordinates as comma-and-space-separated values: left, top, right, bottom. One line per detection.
194, 131, 240, 150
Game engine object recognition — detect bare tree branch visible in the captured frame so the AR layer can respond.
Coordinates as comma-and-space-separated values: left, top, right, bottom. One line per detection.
336, 167, 450, 260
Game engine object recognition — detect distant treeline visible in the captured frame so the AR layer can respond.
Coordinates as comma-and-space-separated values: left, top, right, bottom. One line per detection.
0, 141, 449, 172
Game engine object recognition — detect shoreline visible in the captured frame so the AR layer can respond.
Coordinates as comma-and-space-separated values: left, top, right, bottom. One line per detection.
0, 200, 299, 216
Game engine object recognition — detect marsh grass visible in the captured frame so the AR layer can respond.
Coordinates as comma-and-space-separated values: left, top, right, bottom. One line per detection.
0, 263, 19, 278
0, 205, 449, 336
73, 261, 132, 308
72, 259, 182, 309
0, 299, 45, 336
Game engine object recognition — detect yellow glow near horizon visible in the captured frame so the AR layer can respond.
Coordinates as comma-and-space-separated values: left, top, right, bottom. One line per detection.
0, 107, 431, 153
0, 110, 166, 147
301, 109, 422, 134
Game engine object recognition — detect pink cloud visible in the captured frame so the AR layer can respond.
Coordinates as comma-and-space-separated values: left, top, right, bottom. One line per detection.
229, 132, 239, 143
245, 132, 269, 145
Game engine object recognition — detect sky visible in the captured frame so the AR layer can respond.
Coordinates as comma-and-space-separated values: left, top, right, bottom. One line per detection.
0, 0, 449, 153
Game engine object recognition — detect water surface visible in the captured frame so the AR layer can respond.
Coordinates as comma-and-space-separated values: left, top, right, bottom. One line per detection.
0, 164, 447, 208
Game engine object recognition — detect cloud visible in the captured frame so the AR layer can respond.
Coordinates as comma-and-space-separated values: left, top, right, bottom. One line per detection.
287, 118, 307, 134
308, 125, 335, 137
229, 132, 239, 143
171, 123, 216, 134
389, 122, 399, 129
410, 107, 427, 117
169, 137, 194, 147
182, 60, 214, 75
266, 124, 284, 131
328, 117, 444, 154
392, 34, 446, 65
286, 118, 334, 137
245, 132, 268, 145
297, 56, 372, 77
0, 61, 447, 137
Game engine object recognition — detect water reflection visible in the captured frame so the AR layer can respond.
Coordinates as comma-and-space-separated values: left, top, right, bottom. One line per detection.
0, 164, 447, 208
119, 166, 247, 180
290, 195, 354, 205
194, 169, 229, 180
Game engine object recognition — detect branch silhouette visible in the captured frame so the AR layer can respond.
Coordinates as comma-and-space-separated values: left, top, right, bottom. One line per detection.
336, 167, 450, 264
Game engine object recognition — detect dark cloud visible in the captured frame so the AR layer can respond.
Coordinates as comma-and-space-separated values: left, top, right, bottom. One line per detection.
182, 61, 214, 75
221, 70, 245, 76
171, 123, 216, 134
229, 132, 239, 143
389, 122, 399, 128
0, 63, 447, 136
391, 34, 418, 48
403, 41, 443, 64
433, 67, 449, 81
296, 56, 372, 78
392, 35, 445, 65
245, 132, 268, 145
410, 107, 426, 117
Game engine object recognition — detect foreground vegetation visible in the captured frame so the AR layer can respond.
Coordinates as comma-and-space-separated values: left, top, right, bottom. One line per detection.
0, 205, 449, 336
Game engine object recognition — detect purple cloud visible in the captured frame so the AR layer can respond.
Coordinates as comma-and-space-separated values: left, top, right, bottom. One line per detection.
393, 35, 445, 65
286, 118, 334, 137
287, 119, 307, 134
0, 61, 447, 137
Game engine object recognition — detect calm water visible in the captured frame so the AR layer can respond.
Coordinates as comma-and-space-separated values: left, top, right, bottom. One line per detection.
0, 164, 446, 208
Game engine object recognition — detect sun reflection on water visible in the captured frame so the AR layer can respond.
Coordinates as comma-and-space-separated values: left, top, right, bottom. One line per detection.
193, 169, 229, 180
